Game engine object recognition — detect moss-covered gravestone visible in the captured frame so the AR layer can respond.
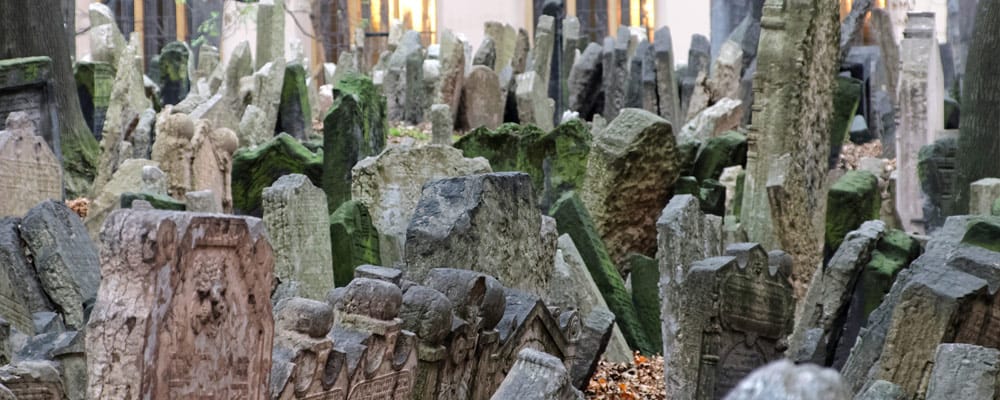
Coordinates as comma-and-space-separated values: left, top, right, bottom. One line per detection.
859, 228, 920, 316
693, 130, 747, 182
550, 191, 654, 354
830, 76, 862, 169
626, 253, 661, 352
454, 122, 544, 176
277, 62, 312, 139
158, 41, 190, 106
231, 133, 323, 216
74, 61, 114, 139
826, 170, 880, 254
323, 74, 386, 213
329, 200, 381, 286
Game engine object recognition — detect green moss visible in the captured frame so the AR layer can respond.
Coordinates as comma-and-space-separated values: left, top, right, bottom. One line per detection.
0, 56, 50, 84
693, 131, 747, 182
961, 220, 1000, 253
699, 179, 726, 216
159, 42, 189, 82
830, 76, 862, 150
232, 133, 324, 216
119, 192, 186, 211
330, 200, 381, 286
825, 170, 880, 252
627, 253, 661, 352
550, 191, 655, 354
861, 229, 920, 317
676, 138, 702, 177
993, 199, 1000, 216
674, 176, 700, 196
323, 74, 387, 212
278, 63, 312, 134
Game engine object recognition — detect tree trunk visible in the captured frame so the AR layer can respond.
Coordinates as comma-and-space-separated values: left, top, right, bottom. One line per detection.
0, 0, 99, 198
955, 0, 1000, 214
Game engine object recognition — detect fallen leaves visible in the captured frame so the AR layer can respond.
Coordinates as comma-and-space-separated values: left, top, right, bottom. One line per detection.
66, 198, 89, 219
586, 352, 665, 399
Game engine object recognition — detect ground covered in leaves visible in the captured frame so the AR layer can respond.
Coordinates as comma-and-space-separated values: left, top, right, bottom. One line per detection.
587, 353, 665, 399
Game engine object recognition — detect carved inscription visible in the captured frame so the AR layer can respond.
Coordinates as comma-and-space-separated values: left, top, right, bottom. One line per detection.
347, 371, 412, 400
720, 273, 793, 338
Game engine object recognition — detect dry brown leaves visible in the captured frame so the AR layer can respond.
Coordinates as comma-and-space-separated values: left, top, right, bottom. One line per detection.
66, 198, 89, 219
838, 140, 885, 170
586, 352, 665, 399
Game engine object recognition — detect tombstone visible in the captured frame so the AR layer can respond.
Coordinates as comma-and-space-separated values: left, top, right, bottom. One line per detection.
679, 98, 744, 142
680, 35, 712, 122
582, 108, 680, 263
193, 45, 220, 86
856, 381, 906, 400
0, 218, 53, 322
87, 209, 273, 399
404, 173, 555, 294
693, 130, 748, 182
566, 42, 604, 121
268, 297, 336, 397
189, 123, 238, 213
826, 171, 881, 253
918, 135, 959, 233
276, 62, 312, 139
0, 113, 61, 218
708, 40, 744, 104
896, 13, 946, 235
322, 74, 387, 213
351, 145, 490, 266
88, 2, 126, 67
710, 0, 764, 58
473, 37, 497, 68
262, 174, 334, 299
158, 42, 191, 105
871, 9, 901, 107
969, 178, 1000, 215
246, 58, 287, 143
623, 41, 646, 109
0, 57, 61, 163
434, 30, 467, 115
191, 42, 254, 134
560, 17, 581, 118
231, 133, 323, 216
84, 159, 162, 242
384, 31, 423, 123
329, 200, 381, 286
602, 31, 630, 119
0, 361, 64, 400
723, 360, 850, 400
513, 28, 531, 74
654, 27, 680, 124
925, 344, 1000, 399
491, 349, 583, 400
528, 15, 556, 90
430, 104, 453, 145
515, 71, 555, 131
665, 243, 794, 399
457, 66, 504, 131
74, 62, 114, 139
256, 0, 285, 69
20, 200, 100, 330
740, 0, 840, 291
92, 36, 153, 196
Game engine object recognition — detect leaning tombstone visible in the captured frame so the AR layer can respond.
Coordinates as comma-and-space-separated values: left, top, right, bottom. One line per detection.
73, 61, 114, 138
263, 174, 334, 299
231, 133, 323, 216
87, 209, 274, 399
276, 62, 312, 139
490, 349, 583, 400
329, 200, 381, 286
157, 41, 191, 105
323, 74, 387, 212
0, 112, 62, 218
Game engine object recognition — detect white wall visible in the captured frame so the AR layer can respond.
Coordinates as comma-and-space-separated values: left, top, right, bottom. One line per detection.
661, 0, 710, 66
436, 0, 530, 53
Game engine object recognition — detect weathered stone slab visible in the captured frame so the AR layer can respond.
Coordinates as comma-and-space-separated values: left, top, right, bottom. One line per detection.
654, 27, 680, 124
490, 349, 583, 400
0, 218, 52, 321
329, 200, 381, 286
0, 112, 61, 218
20, 201, 100, 330
84, 159, 161, 243
189, 123, 238, 213
434, 30, 467, 114
970, 178, 1000, 216
404, 173, 554, 295
722, 360, 850, 400
458, 65, 503, 131
263, 174, 334, 300
352, 145, 490, 266
158, 42, 190, 106
679, 98, 744, 142
256, 0, 285, 69
151, 110, 195, 199
708, 40, 744, 104
825, 171, 881, 253
430, 104, 453, 145
87, 209, 273, 399
567, 42, 604, 121
231, 133, 323, 217
925, 344, 1000, 400
918, 135, 960, 233
74, 61, 114, 138
515, 71, 555, 131
602, 31, 630, 119
582, 108, 680, 263
856, 380, 906, 400
693, 130, 747, 182
276, 62, 312, 139
0, 361, 64, 400
323, 75, 387, 213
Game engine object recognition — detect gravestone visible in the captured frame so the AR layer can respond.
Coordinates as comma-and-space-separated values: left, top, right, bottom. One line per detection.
20, 200, 100, 330
158, 42, 190, 106
918, 135, 959, 233
708, 40, 744, 104
191, 42, 254, 134
925, 344, 1000, 399
351, 145, 491, 266
0, 112, 62, 218
87, 209, 273, 399
679, 98, 744, 142
654, 27, 680, 124
329, 200, 381, 286
84, 159, 162, 242
190, 124, 238, 213
740, 0, 840, 291
969, 178, 1000, 215
276, 62, 312, 139
666, 243, 794, 399
515, 71, 555, 131
693, 130, 747, 182
263, 174, 334, 300
256, 0, 285, 69
458, 66, 504, 131
473, 37, 497, 68
0, 218, 53, 320
434, 30, 467, 114
231, 133, 323, 216
430, 104, 452, 145
602, 31, 630, 119
529, 15, 556, 91
896, 13, 946, 235
246, 58, 287, 143
151, 111, 195, 199
566, 42, 604, 121
88, 3, 126, 66
74, 62, 114, 139
560, 17, 581, 119
0, 361, 64, 400
582, 108, 680, 263
723, 360, 850, 400
680, 35, 712, 122
322, 74, 387, 212
490, 349, 583, 400
0, 57, 61, 163
404, 173, 554, 295
826, 171, 881, 253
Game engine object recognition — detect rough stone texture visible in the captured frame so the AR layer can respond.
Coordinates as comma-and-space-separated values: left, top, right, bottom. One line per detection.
602, 31, 630, 120
328, 200, 381, 286
722, 360, 850, 400
322, 74, 387, 212
74, 61, 114, 138
158, 41, 190, 106
708, 40, 744, 104
528, 16, 556, 90
255, 0, 285, 69
856, 381, 906, 400
740, 0, 839, 292
896, 13, 946, 235
276, 62, 312, 139
458, 65, 503, 131
247, 58, 287, 144
582, 108, 680, 263
190, 124, 238, 213
627, 253, 661, 351
263, 174, 334, 300
351, 145, 490, 266
0, 112, 62, 218
0, 218, 52, 323
490, 349, 583, 400
826, 171, 881, 253
0, 361, 64, 400
434, 30, 466, 115
404, 173, 554, 296
473, 37, 497, 68
20, 201, 100, 329
151, 111, 195, 199
666, 243, 794, 399
654, 27, 680, 125
681, 34, 712, 122
84, 159, 161, 243
678, 98, 744, 142
516, 71, 555, 131
970, 178, 1000, 215
231, 133, 323, 217
88, 209, 273, 399
190, 41, 253, 133
549, 234, 631, 363
550, 191, 653, 355
918, 135, 960, 233
693, 131, 748, 182
925, 344, 1000, 400
830, 76, 863, 169
430, 104, 453, 145
787, 221, 884, 365
567, 42, 604, 121
870, 9, 901, 106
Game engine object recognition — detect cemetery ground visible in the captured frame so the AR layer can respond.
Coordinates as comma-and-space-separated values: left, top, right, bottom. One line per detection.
2, 0, 1000, 399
